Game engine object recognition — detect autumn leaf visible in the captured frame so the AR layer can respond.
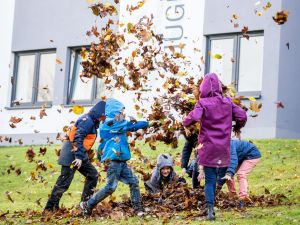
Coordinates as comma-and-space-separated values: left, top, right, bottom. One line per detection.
5, 191, 14, 203
39, 108, 47, 119
9, 123, 16, 128
273, 10, 289, 25
39, 147, 47, 156
56, 59, 63, 64
26, 147, 36, 162
213, 54, 222, 59
72, 105, 84, 115
9, 116, 22, 123
15, 168, 22, 176
275, 101, 284, 109
250, 102, 262, 113
248, 96, 256, 102
55, 148, 61, 157
242, 26, 250, 40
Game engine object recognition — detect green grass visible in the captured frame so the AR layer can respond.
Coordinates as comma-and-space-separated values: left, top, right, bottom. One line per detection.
0, 139, 300, 224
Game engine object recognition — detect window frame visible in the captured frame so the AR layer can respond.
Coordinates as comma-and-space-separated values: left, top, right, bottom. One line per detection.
66, 47, 103, 105
205, 31, 264, 98
11, 49, 56, 108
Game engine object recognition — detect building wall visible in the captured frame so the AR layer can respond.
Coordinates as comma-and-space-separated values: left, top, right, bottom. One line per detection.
203, 0, 283, 138
0, 0, 118, 145
0, 0, 206, 146
276, 0, 300, 138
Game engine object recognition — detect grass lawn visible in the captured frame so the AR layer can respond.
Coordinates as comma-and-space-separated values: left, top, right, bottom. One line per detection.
0, 139, 300, 224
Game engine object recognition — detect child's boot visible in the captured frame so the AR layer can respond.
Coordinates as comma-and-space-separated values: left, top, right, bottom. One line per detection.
206, 203, 215, 221
80, 201, 92, 216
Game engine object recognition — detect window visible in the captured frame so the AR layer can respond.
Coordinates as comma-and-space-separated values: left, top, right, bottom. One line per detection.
11, 50, 56, 107
67, 48, 110, 104
206, 32, 264, 96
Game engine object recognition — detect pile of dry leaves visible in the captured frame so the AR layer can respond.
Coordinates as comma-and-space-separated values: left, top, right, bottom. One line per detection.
0, 183, 288, 224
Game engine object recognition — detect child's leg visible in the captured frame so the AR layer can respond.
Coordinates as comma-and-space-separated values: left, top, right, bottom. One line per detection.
86, 161, 121, 209
119, 163, 142, 209
204, 167, 217, 205
191, 161, 200, 189
216, 167, 227, 192
45, 166, 75, 210
78, 161, 99, 202
236, 158, 260, 198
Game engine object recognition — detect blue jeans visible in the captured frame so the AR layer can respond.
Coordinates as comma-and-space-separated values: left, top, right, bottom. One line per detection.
204, 167, 227, 205
87, 161, 141, 209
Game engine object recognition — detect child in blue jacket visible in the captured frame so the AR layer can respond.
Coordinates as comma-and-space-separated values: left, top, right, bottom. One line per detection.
219, 140, 261, 204
80, 98, 148, 216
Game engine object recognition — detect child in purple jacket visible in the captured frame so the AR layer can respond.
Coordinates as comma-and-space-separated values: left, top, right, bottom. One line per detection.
183, 73, 247, 221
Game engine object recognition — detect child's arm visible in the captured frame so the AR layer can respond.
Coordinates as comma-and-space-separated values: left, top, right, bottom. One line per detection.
73, 119, 94, 162
226, 142, 238, 177
183, 101, 203, 127
232, 102, 247, 129
144, 169, 160, 193
126, 121, 149, 132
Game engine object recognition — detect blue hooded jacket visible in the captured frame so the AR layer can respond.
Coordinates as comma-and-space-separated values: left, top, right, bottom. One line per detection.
226, 140, 262, 176
98, 99, 149, 162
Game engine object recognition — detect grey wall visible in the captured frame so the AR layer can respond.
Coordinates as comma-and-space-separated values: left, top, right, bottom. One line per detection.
203, 0, 284, 138
11, 0, 117, 106
276, 0, 300, 138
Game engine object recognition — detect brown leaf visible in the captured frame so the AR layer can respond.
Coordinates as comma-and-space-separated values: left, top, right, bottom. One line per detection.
56, 59, 63, 64
26, 147, 36, 162
9, 123, 16, 128
9, 116, 22, 123
5, 192, 14, 203
275, 101, 284, 109
39, 147, 47, 156
39, 108, 47, 119
273, 10, 289, 25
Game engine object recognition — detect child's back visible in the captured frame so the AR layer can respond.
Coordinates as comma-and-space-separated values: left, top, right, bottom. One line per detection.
183, 73, 247, 168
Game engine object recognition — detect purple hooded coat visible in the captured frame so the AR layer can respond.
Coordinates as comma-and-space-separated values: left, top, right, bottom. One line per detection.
183, 73, 247, 168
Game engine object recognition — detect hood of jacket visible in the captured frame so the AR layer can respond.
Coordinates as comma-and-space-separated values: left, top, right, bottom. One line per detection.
200, 73, 222, 98
157, 154, 174, 172
105, 98, 125, 119
88, 100, 106, 120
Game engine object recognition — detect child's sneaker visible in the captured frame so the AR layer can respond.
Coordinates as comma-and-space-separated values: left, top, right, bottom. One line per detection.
80, 201, 92, 216
239, 196, 253, 208
134, 206, 145, 217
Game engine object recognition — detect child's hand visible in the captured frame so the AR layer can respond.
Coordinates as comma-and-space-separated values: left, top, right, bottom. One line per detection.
197, 165, 205, 182
197, 171, 205, 182
221, 173, 232, 181
181, 168, 187, 177
196, 143, 204, 151
184, 127, 191, 137
72, 159, 82, 169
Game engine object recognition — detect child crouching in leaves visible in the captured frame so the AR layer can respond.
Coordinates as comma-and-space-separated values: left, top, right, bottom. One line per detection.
144, 154, 186, 194
80, 98, 149, 216
217, 140, 261, 207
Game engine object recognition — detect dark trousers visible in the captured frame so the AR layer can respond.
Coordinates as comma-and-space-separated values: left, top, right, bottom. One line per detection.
187, 160, 200, 189
204, 166, 227, 205
45, 161, 98, 210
